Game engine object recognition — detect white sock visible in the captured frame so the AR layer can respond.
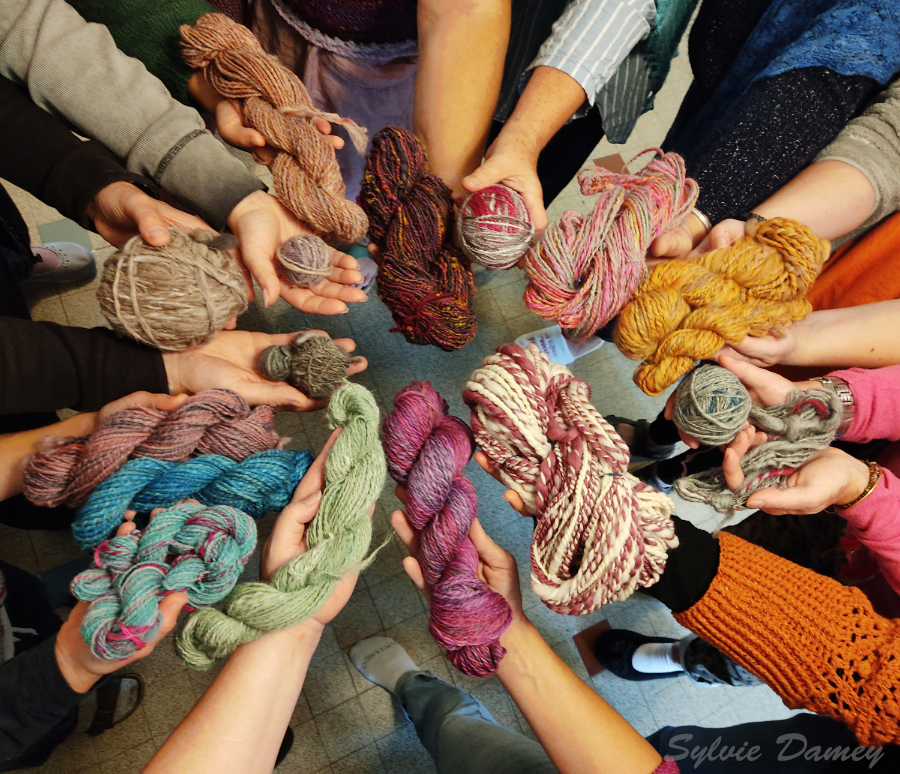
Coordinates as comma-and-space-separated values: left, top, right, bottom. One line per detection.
349, 636, 420, 694
631, 642, 682, 674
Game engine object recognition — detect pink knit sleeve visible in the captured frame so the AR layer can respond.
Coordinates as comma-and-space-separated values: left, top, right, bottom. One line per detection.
654, 759, 680, 774
828, 365, 900, 443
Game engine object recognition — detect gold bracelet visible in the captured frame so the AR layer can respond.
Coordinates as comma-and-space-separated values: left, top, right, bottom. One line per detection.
837, 460, 882, 510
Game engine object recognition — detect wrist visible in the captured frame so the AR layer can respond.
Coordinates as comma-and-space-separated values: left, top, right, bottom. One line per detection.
837, 459, 881, 509
54, 626, 100, 694
161, 351, 183, 394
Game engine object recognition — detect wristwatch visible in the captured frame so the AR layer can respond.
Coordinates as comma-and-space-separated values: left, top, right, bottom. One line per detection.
813, 376, 855, 439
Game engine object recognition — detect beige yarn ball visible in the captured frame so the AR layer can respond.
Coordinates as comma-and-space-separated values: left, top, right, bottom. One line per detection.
98, 228, 248, 351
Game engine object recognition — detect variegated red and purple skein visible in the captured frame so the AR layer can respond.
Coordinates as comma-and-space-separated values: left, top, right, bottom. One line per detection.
524, 150, 698, 342
23, 390, 281, 509
382, 383, 511, 676
463, 344, 678, 615
73, 501, 256, 660
360, 127, 476, 351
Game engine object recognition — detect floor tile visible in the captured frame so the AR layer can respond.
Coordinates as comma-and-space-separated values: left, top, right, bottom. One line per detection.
368, 572, 425, 629
316, 697, 375, 762
331, 586, 385, 649
331, 742, 387, 774
304, 651, 358, 716
277, 718, 331, 773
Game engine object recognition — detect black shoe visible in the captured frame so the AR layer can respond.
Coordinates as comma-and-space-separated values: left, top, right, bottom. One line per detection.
595, 629, 682, 681
275, 725, 294, 767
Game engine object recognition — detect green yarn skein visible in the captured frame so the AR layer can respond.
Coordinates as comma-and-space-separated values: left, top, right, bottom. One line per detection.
177, 382, 386, 669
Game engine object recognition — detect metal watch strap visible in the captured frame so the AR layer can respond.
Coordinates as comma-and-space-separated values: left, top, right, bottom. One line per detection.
813, 376, 855, 439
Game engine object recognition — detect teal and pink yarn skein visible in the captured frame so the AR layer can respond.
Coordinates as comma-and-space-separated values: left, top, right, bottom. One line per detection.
382, 382, 512, 677
73, 501, 256, 660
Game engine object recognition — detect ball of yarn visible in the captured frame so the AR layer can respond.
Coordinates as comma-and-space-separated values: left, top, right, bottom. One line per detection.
24, 389, 281, 509
181, 14, 368, 243
457, 185, 534, 270
98, 228, 248, 351
72, 501, 256, 660
360, 127, 476, 351
276, 234, 334, 287
671, 364, 753, 446
177, 383, 386, 670
258, 332, 350, 398
525, 150, 698, 343
382, 382, 512, 676
73, 449, 312, 549
463, 344, 678, 615
614, 217, 830, 395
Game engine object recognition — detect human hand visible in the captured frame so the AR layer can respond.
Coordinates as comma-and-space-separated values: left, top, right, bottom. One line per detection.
473, 451, 530, 516
648, 211, 711, 262
86, 181, 209, 248
227, 191, 365, 311
162, 329, 367, 410
690, 218, 746, 256
714, 328, 798, 368
96, 392, 190, 426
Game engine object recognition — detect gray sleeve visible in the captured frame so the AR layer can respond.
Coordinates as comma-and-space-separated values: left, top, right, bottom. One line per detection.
0, 0, 264, 229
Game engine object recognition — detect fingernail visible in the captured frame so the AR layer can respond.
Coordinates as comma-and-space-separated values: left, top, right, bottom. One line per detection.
301, 491, 322, 507
149, 228, 168, 241
262, 288, 271, 307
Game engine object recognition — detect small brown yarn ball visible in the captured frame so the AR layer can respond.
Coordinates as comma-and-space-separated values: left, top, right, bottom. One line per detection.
257, 331, 350, 398
98, 228, 248, 351
276, 234, 334, 288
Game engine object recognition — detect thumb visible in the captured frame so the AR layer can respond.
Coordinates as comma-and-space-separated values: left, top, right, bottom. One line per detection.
155, 592, 189, 641
462, 156, 509, 193
235, 381, 316, 412
469, 518, 511, 567
745, 487, 800, 515
129, 199, 171, 246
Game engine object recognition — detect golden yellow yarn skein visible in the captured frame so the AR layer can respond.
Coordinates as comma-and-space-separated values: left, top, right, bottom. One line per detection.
614, 218, 829, 396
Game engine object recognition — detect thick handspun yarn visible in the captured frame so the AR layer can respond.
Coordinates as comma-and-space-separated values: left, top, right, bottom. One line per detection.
72, 450, 312, 550
24, 390, 281, 509
258, 331, 352, 399
675, 386, 843, 515
382, 382, 512, 676
360, 127, 476, 351
671, 364, 753, 447
73, 502, 256, 660
181, 13, 368, 243
98, 228, 248, 351
463, 344, 678, 614
177, 383, 386, 670
458, 185, 534, 270
614, 217, 830, 396
276, 234, 333, 288
525, 151, 698, 343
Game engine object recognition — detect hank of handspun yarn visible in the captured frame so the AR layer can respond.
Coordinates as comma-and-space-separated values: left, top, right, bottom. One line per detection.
276, 234, 333, 288
614, 217, 830, 396
177, 383, 386, 670
98, 228, 248, 351
463, 344, 678, 614
671, 364, 753, 447
458, 185, 534, 270
73, 449, 312, 550
360, 127, 476, 351
675, 385, 843, 515
258, 332, 352, 399
181, 14, 368, 243
525, 150, 698, 343
24, 390, 281, 509
382, 382, 512, 676
73, 501, 256, 660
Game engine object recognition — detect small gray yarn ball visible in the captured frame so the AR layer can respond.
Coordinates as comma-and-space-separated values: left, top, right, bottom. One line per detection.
276, 234, 333, 287
258, 331, 350, 398
672, 363, 752, 446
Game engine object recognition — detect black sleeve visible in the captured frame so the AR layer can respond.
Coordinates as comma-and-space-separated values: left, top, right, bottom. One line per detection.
0, 317, 168, 414
0, 76, 156, 228
645, 515, 720, 613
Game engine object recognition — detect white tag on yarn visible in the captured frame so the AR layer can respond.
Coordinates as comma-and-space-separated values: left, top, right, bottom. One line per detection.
515, 325, 603, 365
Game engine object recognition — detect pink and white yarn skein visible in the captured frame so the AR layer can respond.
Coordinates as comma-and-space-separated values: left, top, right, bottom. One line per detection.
458, 185, 534, 270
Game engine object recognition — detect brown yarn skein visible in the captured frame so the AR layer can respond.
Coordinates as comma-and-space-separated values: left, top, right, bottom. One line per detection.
258, 332, 353, 398
276, 234, 333, 288
98, 228, 248, 351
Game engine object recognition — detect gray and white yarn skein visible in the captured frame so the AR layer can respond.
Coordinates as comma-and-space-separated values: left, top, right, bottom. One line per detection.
98, 228, 247, 351
457, 185, 534, 270
276, 234, 334, 288
258, 332, 352, 398
671, 364, 753, 446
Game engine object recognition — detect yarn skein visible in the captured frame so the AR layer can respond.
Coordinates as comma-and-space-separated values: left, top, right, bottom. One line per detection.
360, 127, 477, 351
458, 185, 534, 270
73, 450, 312, 550
73, 501, 257, 660
98, 228, 248, 351
276, 234, 334, 288
24, 390, 281, 509
177, 383, 386, 670
181, 13, 368, 243
463, 344, 678, 615
671, 364, 753, 447
614, 217, 830, 396
525, 150, 698, 343
258, 331, 354, 399
675, 386, 843, 515
382, 382, 512, 676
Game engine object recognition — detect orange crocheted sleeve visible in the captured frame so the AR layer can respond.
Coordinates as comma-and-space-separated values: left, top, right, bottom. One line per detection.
675, 532, 900, 748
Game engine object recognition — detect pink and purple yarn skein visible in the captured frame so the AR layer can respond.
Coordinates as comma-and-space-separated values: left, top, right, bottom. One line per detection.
382, 382, 512, 677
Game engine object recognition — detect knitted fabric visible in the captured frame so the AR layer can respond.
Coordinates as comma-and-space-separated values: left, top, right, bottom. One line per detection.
276, 234, 333, 288
614, 218, 830, 395
360, 127, 477, 351
73, 450, 312, 550
525, 151, 698, 343
676, 531, 900, 747
458, 185, 534, 271
671, 364, 751, 447
98, 228, 248, 352
382, 382, 512, 676
675, 387, 842, 516
258, 331, 351, 399
24, 389, 281, 509
463, 344, 678, 614
180, 13, 369, 243
72, 501, 256, 660
177, 383, 386, 669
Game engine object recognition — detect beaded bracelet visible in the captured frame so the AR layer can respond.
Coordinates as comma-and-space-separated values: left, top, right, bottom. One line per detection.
837, 460, 882, 510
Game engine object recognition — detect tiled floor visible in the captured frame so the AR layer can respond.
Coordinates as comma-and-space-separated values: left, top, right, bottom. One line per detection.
2, 31, 800, 774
